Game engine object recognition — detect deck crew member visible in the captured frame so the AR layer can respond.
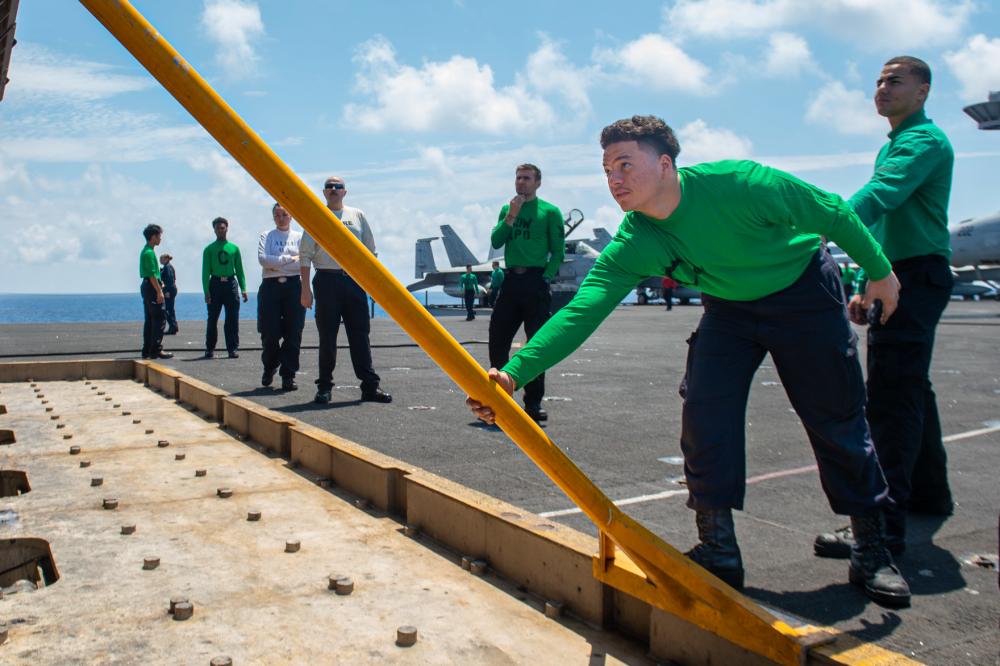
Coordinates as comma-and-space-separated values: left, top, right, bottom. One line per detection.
202, 217, 248, 359
488, 260, 504, 307
816, 56, 955, 561
488, 163, 564, 422
159, 253, 179, 335
460, 265, 478, 320
300, 176, 391, 405
468, 115, 911, 607
258, 203, 305, 391
139, 224, 172, 360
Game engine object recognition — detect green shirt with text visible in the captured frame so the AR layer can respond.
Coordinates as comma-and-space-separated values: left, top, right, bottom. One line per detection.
202, 240, 247, 295
491, 198, 565, 279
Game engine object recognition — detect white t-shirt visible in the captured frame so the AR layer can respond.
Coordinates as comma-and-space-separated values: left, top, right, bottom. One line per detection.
257, 227, 302, 278
300, 206, 377, 270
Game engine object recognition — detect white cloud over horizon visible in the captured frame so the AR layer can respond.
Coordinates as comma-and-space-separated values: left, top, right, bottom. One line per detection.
805, 81, 884, 136
594, 34, 713, 95
944, 34, 1000, 102
762, 32, 815, 78
5, 44, 153, 102
665, 0, 974, 50
201, 0, 266, 79
678, 119, 753, 163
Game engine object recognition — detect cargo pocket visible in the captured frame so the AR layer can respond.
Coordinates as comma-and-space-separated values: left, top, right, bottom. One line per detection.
679, 330, 698, 400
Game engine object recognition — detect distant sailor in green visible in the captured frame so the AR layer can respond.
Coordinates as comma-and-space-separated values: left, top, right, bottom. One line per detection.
202, 216, 248, 359
467, 115, 911, 607
816, 56, 956, 568
488, 260, 504, 307
840, 262, 857, 300
488, 163, 565, 422
459, 265, 479, 320
138, 224, 172, 360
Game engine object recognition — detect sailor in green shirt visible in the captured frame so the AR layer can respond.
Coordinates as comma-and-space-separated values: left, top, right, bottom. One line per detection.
840, 262, 858, 299
488, 163, 565, 422
459, 265, 480, 321
138, 224, 172, 360
816, 56, 956, 566
201, 216, 248, 359
488, 260, 504, 307
468, 115, 910, 607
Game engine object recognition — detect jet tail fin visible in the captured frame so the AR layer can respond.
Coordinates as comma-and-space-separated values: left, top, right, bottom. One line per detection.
440, 225, 481, 267
415, 237, 438, 278
592, 228, 613, 251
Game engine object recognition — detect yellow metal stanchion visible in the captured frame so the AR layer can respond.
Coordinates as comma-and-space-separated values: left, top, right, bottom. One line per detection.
78, 2, 837, 662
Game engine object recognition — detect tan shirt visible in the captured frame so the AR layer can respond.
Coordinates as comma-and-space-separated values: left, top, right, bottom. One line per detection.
300, 206, 377, 270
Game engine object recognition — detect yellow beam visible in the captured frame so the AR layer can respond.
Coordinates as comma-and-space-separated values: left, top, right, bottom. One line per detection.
78, 2, 821, 663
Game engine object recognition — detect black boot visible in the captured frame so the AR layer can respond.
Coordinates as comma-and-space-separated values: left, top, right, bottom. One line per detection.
684, 509, 745, 590
848, 512, 911, 607
815, 509, 906, 559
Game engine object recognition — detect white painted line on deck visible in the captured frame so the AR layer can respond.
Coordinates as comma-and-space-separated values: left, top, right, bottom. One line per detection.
538, 424, 999, 519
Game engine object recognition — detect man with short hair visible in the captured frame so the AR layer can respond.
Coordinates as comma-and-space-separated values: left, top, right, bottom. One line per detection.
159, 253, 179, 335
258, 203, 304, 391
300, 177, 391, 405
202, 217, 248, 359
139, 224, 173, 360
460, 264, 478, 320
488, 260, 504, 307
816, 56, 955, 561
468, 115, 911, 607
488, 163, 565, 422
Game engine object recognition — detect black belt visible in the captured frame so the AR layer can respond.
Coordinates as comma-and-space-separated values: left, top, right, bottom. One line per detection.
316, 268, 347, 275
263, 275, 299, 283
506, 266, 543, 275
210, 275, 234, 282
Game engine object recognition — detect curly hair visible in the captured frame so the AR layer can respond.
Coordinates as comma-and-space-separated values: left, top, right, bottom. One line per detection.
600, 115, 680, 162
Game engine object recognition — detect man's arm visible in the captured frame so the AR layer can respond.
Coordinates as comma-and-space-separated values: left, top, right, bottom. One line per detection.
202, 246, 212, 301
543, 207, 566, 279
299, 235, 314, 308
233, 246, 248, 300
849, 132, 946, 226
490, 205, 513, 249
358, 212, 377, 256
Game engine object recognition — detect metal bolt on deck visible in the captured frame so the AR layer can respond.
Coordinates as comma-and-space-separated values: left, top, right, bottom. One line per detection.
470, 560, 488, 576
121, 525, 136, 535
285, 539, 300, 553
103, 498, 118, 510
79, 461, 91, 468
210, 657, 232, 666
173, 602, 194, 621
69, 446, 81, 455
396, 626, 418, 647
168, 596, 188, 614
91, 477, 103, 487
143, 557, 160, 570
158, 440, 170, 448
175, 453, 185, 461
460, 556, 473, 571
217, 488, 233, 499
195, 469, 207, 477
247, 510, 261, 522
544, 600, 564, 619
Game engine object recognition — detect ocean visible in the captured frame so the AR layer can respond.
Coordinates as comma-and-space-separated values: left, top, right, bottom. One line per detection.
0, 291, 461, 324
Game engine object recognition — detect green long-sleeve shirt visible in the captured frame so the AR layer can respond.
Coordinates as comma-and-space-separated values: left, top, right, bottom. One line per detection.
490, 267, 505, 290
459, 272, 479, 291
503, 160, 891, 387
849, 109, 953, 262
490, 198, 565, 279
139, 245, 160, 280
202, 240, 247, 294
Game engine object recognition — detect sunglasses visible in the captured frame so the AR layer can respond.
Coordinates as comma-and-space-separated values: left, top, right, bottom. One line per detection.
324, 183, 346, 191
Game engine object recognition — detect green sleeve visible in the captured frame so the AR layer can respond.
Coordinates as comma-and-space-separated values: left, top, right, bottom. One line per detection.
849, 132, 945, 227
503, 240, 643, 387
202, 245, 211, 295
543, 207, 565, 279
754, 166, 892, 281
234, 246, 246, 291
491, 205, 512, 249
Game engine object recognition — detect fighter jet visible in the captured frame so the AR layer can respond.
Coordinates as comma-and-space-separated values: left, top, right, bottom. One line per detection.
406, 209, 612, 310
950, 210, 1000, 299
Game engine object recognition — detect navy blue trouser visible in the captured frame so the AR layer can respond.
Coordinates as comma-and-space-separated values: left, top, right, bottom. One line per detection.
313, 271, 380, 393
163, 286, 178, 332
489, 269, 550, 409
258, 276, 305, 380
679, 250, 891, 516
140, 280, 165, 358
206, 277, 241, 353
866, 254, 953, 510
464, 289, 476, 318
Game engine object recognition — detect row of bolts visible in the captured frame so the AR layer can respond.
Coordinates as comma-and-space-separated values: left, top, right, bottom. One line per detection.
18, 378, 451, 655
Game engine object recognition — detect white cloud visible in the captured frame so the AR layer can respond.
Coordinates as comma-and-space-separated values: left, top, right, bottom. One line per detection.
595, 34, 712, 94
343, 36, 595, 134
201, 0, 265, 79
5, 44, 152, 102
944, 34, 1000, 102
677, 119, 753, 163
762, 32, 814, 78
665, 0, 973, 49
805, 81, 884, 136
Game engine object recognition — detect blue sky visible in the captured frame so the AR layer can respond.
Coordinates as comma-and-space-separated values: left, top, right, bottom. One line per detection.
1, 0, 999, 294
